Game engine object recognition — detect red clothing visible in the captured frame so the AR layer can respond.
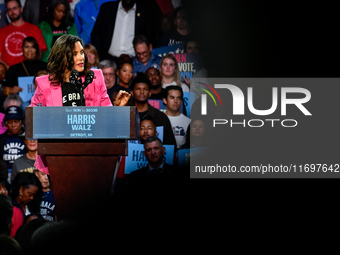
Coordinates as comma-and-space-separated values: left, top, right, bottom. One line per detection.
10, 206, 24, 238
0, 22, 47, 66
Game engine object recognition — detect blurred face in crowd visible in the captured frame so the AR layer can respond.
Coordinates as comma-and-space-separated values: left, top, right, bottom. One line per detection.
101, 67, 116, 89
24, 139, 38, 152
143, 140, 165, 167
185, 41, 198, 53
85, 49, 95, 66
164, 89, 182, 113
6, 0, 22, 22
191, 119, 205, 137
135, 43, 152, 64
161, 58, 176, 78
6, 119, 22, 135
131, 83, 151, 103
18, 185, 38, 205
122, 0, 136, 10
54, 3, 66, 22
161, 15, 172, 33
140, 120, 157, 142
175, 10, 188, 30
22, 41, 37, 60
117, 63, 133, 86
35, 171, 50, 190
72, 41, 85, 73
0, 64, 6, 82
145, 68, 161, 87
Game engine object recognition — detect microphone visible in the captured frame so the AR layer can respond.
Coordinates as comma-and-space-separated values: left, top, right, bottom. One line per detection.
82, 70, 94, 90
68, 70, 94, 106
69, 70, 79, 86
79, 71, 94, 106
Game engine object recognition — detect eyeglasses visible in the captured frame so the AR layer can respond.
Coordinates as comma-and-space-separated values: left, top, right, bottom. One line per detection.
6, 120, 22, 125
136, 51, 148, 57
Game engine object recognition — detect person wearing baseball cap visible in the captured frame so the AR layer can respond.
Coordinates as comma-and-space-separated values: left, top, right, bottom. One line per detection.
0, 106, 25, 182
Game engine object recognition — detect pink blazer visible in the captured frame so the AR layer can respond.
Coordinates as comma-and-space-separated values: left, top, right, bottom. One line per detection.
31, 69, 112, 174
30, 69, 112, 107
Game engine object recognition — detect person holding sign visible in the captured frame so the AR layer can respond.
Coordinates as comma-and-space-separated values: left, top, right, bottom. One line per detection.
30, 34, 130, 107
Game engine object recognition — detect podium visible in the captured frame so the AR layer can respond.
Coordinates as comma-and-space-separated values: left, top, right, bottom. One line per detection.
25, 106, 137, 220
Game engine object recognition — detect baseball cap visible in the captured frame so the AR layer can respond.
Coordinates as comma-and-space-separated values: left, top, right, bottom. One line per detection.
4, 106, 24, 121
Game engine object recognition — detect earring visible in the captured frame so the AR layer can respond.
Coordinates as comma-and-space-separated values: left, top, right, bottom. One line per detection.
19, 193, 22, 199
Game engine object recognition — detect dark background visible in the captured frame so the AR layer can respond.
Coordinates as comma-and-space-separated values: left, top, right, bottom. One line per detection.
184, 1, 338, 208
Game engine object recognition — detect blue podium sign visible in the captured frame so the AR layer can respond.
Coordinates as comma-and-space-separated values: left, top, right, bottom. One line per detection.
26, 106, 136, 139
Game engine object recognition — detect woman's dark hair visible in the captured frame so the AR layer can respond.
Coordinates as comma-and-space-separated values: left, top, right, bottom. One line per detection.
46, 0, 73, 27
47, 34, 89, 83
0, 178, 10, 192
10, 173, 42, 214
22, 37, 40, 60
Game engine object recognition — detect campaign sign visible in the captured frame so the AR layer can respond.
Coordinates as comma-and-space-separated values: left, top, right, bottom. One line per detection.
18, 76, 35, 102
148, 99, 166, 112
156, 126, 164, 141
173, 53, 204, 82
152, 43, 184, 58
0, 4, 7, 28
125, 143, 175, 174
183, 92, 195, 118
29, 106, 133, 139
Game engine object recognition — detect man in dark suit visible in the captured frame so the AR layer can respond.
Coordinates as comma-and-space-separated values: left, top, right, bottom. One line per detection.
91, 0, 153, 61
127, 136, 177, 197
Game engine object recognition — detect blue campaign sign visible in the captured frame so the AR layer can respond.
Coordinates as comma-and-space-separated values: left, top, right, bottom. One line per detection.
0, 4, 7, 28
183, 92, 195, 118
18, 76, 35, 102
174, 53, 204, 82
29, 106, 133, 139
148, 99, 166, 113
155, 126, 163, 142
125, 143, 174, 174
152, 43, 184, 58
177, 148, 190, 167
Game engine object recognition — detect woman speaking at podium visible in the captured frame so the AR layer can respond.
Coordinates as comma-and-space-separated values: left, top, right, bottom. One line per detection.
30, 34, 129, 107
30, 34, 129, 175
